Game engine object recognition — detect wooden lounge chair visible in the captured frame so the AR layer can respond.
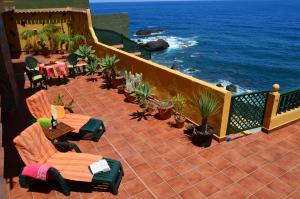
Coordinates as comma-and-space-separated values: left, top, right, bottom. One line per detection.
14, 123, 124, 195
26, 90, 105, 141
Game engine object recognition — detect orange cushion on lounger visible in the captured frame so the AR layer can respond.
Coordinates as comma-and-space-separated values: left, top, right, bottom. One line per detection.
51, 105, 65, 119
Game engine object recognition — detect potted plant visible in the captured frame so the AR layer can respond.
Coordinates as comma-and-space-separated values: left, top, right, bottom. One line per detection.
112, 70, 125, 89
20, 29, 35, 53
53, 32, 68, 54
36, 31, 49, 56
67, 34, 86, 53
132, 83, 153, 108
85, 61, 99, 81
157, 100, 173, 120
41, 24, 61, 53
117, 84, 126, 94
124, 71, 142, 103
172, 94, 186, 128
144, 100, 156, 114
53, 94, 74, 113
75, 45, 95, 63
192, 89, 221, 148
99, 55, 120, 86
185, 123, 195, 137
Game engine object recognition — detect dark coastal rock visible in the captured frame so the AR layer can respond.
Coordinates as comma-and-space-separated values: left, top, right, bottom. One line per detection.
171, 64, 180, 70
186, 68, 196, 72
136, 28, 164, 36
143, 39, 169, 52
216, 83, 223, 87
226, 84, 237, 92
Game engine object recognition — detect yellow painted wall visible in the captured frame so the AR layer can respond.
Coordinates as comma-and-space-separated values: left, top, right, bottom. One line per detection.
3, 9, 232, 140
73, 10, 232, 140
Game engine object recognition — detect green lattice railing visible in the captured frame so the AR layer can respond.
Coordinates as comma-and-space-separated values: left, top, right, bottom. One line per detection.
227, 91, 269, 135
277, 87, 300, 114
93, 28, 151, 60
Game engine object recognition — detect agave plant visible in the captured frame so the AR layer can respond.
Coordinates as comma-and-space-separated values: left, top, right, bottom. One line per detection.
86, 62, 98, 76
75, 45, 95, 62
100, 55, 120, 78
197, 89, 221, 133
132, 83, 152, 106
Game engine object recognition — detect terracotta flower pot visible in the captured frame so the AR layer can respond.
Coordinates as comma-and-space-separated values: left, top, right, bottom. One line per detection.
117, 85, 125, 94
175, 115, 185, 128
157, 104, 173, 120
124, 90, 136, 103
111, 76, 125, 89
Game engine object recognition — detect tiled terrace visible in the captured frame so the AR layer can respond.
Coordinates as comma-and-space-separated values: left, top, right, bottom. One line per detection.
4, 58, 300, 199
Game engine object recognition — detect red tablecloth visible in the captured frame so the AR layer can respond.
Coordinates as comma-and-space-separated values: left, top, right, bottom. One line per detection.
39, 62, 68, 78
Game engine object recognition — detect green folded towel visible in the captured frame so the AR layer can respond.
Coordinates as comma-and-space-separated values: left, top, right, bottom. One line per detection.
37, 118, 51, 129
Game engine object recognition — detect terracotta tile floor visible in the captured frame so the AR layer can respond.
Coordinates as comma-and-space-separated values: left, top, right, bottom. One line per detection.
6, 76, 300, 199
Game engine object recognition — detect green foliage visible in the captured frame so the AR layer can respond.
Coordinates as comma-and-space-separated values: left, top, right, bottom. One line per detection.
66, 35, 86, 53
159, 101, 173, 107
132, 83, 152, 105
53, 33, 69, 50
172, 94, 186, 116
197, 89, 221, 121
20, 29, 35, 50
99, 54, 120, 77
75, 45, 95, 62
86, 61, 98, 76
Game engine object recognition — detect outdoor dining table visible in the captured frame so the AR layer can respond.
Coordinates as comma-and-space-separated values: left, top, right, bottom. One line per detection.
39, 61, 69, 79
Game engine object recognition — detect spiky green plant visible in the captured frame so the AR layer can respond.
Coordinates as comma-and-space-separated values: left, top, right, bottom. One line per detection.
100, 55, 120, 78
75, 45, 95, 62
86, 62, 98, 76
197, 89, 221, 132
172, 93, 186, 116
132, 83, 152, 105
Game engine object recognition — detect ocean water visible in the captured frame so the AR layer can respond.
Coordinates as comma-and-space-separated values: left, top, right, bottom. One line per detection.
91, 0, 300, 92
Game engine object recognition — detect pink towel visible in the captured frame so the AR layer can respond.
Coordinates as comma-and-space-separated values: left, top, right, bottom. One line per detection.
21, 164, 52, 181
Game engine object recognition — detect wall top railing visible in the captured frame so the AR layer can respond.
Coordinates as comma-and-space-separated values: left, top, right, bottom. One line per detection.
277, 86, 300, 114
93, 28, 151, 60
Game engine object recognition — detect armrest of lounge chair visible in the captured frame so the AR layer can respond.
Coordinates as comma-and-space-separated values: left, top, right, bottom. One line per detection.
53, 142, 81, 153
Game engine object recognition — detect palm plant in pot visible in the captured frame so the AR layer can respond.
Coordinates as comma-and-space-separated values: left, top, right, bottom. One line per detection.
193, 89, 221, 148
172, 94, 186, 128
67, 34, 86, 53
41, 24, 61, 53
157, 100, 173, 120
99, 55, 120, 87
124, 71, 142, 103
20, 29, 35, 53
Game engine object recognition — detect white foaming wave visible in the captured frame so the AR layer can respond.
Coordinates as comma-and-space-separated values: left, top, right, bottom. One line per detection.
134, 36, 198, 49
213, 80, 254, 94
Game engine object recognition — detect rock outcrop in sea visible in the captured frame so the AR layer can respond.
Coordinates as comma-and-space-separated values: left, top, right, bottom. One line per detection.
143, 39, 169, 51
136, 28, 164, 36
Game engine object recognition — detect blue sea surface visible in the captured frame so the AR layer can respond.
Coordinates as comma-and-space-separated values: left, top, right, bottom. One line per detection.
91, 0, 300, 92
